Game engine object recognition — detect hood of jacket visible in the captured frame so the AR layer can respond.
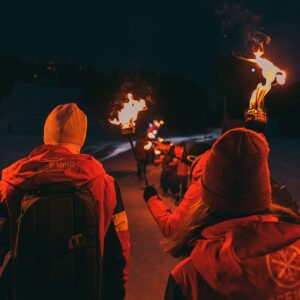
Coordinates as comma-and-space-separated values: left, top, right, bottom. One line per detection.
191, 215, 300, 299
2, 144, 107, 191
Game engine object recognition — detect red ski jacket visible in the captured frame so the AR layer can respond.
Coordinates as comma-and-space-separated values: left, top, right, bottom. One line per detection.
0, 145, 130, 298
147, 150, 211, 237
165, 215, 300, 300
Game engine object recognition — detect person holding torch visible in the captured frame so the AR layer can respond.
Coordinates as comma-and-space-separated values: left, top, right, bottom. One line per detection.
164, 128, 300, 299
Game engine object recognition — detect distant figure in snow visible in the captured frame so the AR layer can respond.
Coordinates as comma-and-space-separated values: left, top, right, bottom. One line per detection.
135, 136, 148, 180
176, 143, 189, 204
160, 146, 178, 197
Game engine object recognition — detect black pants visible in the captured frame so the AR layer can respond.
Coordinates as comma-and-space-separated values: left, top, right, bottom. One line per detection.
178, 176, 188, 196
160, 171, 179, 194
160, 170, 170, 193
137, 159, 147, 177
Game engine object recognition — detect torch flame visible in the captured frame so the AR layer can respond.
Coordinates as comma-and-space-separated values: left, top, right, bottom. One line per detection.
144, 141, 152, 150
109, 93, 147, 129
153, 119, 165, 127
148, 132, 156, 139
244, 50, 286, 110
154, 149, 161, 155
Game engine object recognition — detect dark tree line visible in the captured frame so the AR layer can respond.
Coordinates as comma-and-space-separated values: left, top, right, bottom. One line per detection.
83, 70, 214, 134
0, 54, 214, 134
1, 53, 298, 137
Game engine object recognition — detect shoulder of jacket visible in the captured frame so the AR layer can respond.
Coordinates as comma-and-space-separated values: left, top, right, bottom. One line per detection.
171, 257, 197, 283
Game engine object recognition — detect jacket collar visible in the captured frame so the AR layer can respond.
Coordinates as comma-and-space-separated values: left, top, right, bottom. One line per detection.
201, 214, 278, 239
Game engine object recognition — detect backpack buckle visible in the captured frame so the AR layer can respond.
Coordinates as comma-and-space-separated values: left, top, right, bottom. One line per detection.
68, 234, 83, 250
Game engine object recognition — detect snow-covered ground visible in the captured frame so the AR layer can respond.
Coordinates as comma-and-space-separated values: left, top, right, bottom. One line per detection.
102, 150, 177, 300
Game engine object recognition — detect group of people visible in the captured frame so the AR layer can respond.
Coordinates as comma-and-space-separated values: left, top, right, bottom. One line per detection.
1, 103, 300, 300
136, 137, 190, 204
160, 143, 189, 204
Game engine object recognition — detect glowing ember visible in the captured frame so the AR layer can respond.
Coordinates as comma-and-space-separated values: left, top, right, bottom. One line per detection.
153, 119, 164, 128
148, 132, 156, 139
147, 119, 165, 140
144, 141, 152, 150
154, 149, 161, 155
109, 93, 147, 131
244, 49, 286, 111
158, 137, 164, 143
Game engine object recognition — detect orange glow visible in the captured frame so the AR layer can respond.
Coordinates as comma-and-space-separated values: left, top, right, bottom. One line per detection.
153, 141, 171, 152
144, 141, 152, 150
109, 93, 147, 129
174, 146, 184, 160
148, 132, 156, 139
154, 149, 161, 155
244, 50, 286, 110
153, 119, 165, 128
158, 137, 164, 143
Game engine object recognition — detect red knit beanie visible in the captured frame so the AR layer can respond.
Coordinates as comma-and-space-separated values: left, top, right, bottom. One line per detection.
200, 128, 271, 215
44, 103, 87, 147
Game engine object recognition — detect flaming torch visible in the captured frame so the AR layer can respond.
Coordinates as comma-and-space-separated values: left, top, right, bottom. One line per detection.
240, 49, 286, 125
109, 93, 149, 186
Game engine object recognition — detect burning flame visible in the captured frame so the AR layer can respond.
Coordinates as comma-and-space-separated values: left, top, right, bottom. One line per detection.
147, 119, 164, 140
244, 50, 286, 110
144, 141, 152, 150
148, 132, 156, 139
109, 93, 147, 129
154, 149, 161, 155
153, 119, 164, 128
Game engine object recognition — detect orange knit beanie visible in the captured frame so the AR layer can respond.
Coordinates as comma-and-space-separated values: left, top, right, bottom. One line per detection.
200, 128, 271, 215
44, 103, 87, 147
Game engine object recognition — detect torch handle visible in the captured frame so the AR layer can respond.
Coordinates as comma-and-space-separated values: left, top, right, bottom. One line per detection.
127, 136, 149, 187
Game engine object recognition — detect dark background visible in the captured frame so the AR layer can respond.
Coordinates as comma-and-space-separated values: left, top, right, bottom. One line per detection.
0, 0, 300, 136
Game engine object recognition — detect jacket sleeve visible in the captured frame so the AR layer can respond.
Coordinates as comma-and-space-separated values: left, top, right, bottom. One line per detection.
164, 274, 185, 300
103, 180, 130, 300
146, 180, 201, 237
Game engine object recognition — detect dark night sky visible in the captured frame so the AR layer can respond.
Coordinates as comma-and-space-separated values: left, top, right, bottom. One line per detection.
0, 0, 300, 95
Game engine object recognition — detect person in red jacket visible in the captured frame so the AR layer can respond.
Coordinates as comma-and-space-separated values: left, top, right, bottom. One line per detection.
144, 149, 211, 238
163, 128, 300, 300
0, 103, 130, 299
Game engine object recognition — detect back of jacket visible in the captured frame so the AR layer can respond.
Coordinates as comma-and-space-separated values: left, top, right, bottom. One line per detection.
166, 215, 300, 300
0, 144, 130, 299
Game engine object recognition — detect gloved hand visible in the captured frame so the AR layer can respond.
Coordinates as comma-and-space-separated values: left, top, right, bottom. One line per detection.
143, 186, 158, 202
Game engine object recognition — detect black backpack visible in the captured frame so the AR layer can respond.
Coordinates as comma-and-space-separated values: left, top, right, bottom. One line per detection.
13, 184, 102, 300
